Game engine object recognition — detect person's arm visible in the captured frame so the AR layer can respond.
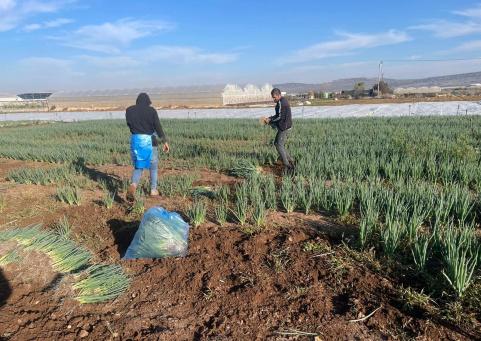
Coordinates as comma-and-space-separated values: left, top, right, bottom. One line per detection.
152, 109, 167, 142
265, 102, 280, 124
152, 109, 170, 153
125, 109, 132, 131
278, 98, 289, 127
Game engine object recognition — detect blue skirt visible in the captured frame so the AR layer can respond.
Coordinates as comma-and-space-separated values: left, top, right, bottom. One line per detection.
130, 134, 153, 169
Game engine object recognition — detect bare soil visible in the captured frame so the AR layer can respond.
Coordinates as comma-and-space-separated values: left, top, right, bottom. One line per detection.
0, 159, 479, 340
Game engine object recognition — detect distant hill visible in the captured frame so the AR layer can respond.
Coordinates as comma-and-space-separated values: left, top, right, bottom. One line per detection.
275, 71, 481, 93
6, 71, 481, 98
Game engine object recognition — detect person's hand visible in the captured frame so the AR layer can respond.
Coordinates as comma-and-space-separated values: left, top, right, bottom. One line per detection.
261, 117, 270, 125
162, 142, 170, 153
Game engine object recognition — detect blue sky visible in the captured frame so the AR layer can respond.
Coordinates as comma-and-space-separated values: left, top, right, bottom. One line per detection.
1, 0, 481, 92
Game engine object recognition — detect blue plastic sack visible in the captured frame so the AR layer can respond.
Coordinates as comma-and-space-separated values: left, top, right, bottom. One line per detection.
123, 207, 190, 259
130, 134, 153, 169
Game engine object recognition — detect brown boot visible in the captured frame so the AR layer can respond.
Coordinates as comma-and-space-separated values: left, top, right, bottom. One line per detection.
127, 184, 137, 201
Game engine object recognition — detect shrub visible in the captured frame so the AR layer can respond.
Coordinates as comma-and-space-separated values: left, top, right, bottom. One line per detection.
214, 200, 228, 226
280, 177, 296, 213
102, 191, 115, 209
56, 186, 81, 205
188, 199, 207, 227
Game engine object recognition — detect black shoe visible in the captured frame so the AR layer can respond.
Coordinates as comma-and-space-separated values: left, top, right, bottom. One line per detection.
283, 165, 295, 175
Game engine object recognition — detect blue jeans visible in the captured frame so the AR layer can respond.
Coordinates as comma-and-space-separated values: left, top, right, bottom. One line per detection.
131, 146, 158, 191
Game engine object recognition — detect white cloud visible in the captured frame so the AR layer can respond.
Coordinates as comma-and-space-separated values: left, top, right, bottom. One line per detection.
141, 45, 238, 64
0, 0, 16, 11
24, 23, 40, 30
454, 3, 481, 18
289, 61, 373, 73
10, 51, 238, 91
78, 55, 141, 68
20, 56, 73, 68
410, 20, 481, 38
60, 18, 174, 53
384, 59, 481, 79
412, 3, 481, 38
270, 58, 481, 84
269, 61, 377, 84
9, 56, 84, 91
279, 30, 410, 64
24, 17, 72, 31
56, 17, 238, 63
74, 45, 238, 70
22, 0, 62, 13
0, 0, 72, 32
19, 56, 83, 77
451, 39, 481, 52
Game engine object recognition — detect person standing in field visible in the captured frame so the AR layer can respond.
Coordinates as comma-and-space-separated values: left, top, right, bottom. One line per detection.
263, 88, 294, 173
126, 93, 169, 200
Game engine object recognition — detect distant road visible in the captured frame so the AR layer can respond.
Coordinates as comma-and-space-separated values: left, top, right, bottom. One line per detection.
1, 101, 480, 122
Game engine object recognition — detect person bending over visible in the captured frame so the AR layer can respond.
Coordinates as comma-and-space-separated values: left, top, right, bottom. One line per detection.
126, 93, 169, 200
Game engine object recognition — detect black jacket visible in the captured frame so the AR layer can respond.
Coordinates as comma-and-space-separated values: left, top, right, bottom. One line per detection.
269, 97, 292, 131
126, 105, 167, 147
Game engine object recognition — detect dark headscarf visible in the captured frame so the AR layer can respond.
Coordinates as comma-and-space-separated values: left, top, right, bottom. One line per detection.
136, 93, 152, 106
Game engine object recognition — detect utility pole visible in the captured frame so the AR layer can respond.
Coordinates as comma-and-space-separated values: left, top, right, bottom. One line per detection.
378, 60, 383, 97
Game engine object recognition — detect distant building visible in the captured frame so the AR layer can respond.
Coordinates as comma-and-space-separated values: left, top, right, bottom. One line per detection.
394, 87, 442, 97
0, 93, 51, 102
222, 84, 272, 105
0, 92, 52, 110
50, 86, 225, 109
441, 85, 481, 96
395, 85, 481, 98
322, 92, 331, 99
286, 92, 310, 101
17, 93, 52, 101
0, 96, 21, 102
336, 89, 372, 99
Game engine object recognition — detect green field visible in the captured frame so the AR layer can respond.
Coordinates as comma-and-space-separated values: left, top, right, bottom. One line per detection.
1, 116, 481, 324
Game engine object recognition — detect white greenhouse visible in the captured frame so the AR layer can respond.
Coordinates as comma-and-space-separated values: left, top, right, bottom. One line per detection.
222, 84, 273, 105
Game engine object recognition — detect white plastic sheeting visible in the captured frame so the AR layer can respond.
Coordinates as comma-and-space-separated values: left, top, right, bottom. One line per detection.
1, 101, 480, 122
